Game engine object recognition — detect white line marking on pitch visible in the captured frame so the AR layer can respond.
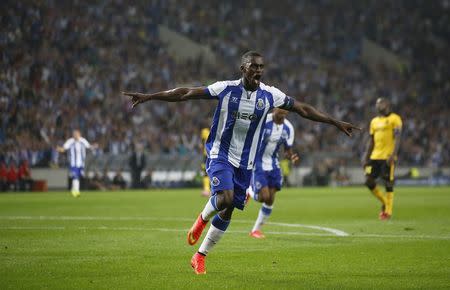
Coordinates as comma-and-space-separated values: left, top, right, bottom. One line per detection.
0, 226, 449, 240
0, 215, 349, 236
1, 216, 449, 240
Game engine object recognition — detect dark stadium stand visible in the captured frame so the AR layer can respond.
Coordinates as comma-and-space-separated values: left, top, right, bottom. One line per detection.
1, 0, 448, 175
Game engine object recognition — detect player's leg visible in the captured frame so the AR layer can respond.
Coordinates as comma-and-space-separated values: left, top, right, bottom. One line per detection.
250, 168, 281, 238
70, 167, 81, 197
364, 161, 386, 207
384, 162, 396, 218
188, 160, 234, 245
250, 185, 270, 238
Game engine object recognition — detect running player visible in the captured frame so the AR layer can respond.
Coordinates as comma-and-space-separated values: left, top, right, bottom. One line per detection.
57, 129, 96, 197
247, 108, 299, 238
363, 98, 402, 220
124, 51, 360, 275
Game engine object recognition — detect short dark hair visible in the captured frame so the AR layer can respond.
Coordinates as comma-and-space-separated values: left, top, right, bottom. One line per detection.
241, 51, 263, 65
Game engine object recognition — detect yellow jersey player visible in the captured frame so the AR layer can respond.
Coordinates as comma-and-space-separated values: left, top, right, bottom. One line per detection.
363, 98, 402, 220
200, 127, 211, 197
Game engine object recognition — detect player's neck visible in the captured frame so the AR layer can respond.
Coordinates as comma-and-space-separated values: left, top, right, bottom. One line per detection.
241, 78, 258, 91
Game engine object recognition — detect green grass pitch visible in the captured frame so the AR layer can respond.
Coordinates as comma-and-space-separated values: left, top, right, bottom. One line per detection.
1, 187, 449, 289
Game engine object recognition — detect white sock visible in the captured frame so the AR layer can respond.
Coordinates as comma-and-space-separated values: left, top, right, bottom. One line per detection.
252, 203, 273, 232
72, 179, 80, 192
198, 224, 225, 255
201, 196, 218, 221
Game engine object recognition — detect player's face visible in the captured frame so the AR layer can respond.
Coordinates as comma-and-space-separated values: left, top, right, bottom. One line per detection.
73, 130, 81, 140
241, 56, 264, 89
376, 99, 389, 115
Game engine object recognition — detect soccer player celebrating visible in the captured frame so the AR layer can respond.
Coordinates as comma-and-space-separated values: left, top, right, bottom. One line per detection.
124, 51, 360, 275
57, 129, 96, 197
362, 98, 402, 220
247, 108, 299, 238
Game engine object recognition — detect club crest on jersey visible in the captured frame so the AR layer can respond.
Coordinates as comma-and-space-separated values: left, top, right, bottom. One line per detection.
211, 176, 220, 186
256, 98, 265, 110
231, 96, 239, 103
255, 181, 262, 190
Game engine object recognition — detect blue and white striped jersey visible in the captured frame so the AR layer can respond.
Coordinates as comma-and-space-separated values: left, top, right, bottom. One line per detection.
205, 79, 291, 169
255, 113, 294, 171
63, 137, 91, 168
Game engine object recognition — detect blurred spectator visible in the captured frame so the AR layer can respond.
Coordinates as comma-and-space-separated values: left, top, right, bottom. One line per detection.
100, 169, 113, 190
18, 160, 33, 191
6, 162, 19, 191
141, 170, 153, 189
112, 170, 127, 190
0, 162, 7, 192
88, 171, 106, 191
0, 0, 448, 170
129, 143, 146, 189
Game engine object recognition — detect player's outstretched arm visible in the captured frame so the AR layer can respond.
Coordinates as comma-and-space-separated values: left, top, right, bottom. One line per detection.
122, 87, 210, 108
56, 146, 65, 153
289, 100, 361, 137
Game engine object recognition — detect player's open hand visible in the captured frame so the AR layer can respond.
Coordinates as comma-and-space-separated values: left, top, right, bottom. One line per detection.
335, 121, 361, 137
122, 92, 148, 108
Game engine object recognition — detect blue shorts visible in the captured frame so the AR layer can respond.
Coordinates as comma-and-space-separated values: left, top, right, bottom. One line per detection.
252, 166, 283, 193
206, 158, 252, 210
69, 166, 84, 179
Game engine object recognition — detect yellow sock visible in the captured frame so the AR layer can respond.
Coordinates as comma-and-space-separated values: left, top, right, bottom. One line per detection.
386, 192, 394, 215
203, 176, 210, 193
371, 186, 386, 206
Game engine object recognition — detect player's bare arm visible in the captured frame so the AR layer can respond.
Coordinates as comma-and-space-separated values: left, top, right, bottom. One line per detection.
288, 100, 361, 137
122, 87, 210, 108
387, 128, 401, 165
362, 135, 374, 167
56, 146, 65, 153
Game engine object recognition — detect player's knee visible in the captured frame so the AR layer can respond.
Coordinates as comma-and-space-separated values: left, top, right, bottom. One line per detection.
365, 178, 375, 190
267, 192, 276, 206
259, 187, 270, 203
218, 190, 234, 208
385, 182, 394, 192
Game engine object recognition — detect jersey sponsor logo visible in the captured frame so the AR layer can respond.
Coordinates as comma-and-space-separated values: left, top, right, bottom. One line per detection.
256, 98, 265, 110
211, 176, 220, 186
231, 111, 257, 121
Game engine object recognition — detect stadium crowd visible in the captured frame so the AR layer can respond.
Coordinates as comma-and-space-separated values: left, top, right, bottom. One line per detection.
1, 0, 449, 173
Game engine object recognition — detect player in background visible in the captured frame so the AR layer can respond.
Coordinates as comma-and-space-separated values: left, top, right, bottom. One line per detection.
57, 129, 96, 197
124, 51, 360, 275
362, 98, 402, 220
200, 126, 211, 197
246, 108, 299, 238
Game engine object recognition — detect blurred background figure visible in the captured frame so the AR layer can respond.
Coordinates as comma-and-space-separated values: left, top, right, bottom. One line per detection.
0, 162, 7, 192
18, 160, 33, 191
57, 129, 96, 197
6, 162, 19, 191
129, 143, 146, 189
200, 126, 211, 197
112, 169, 127, 190
141, 170, 153, 189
